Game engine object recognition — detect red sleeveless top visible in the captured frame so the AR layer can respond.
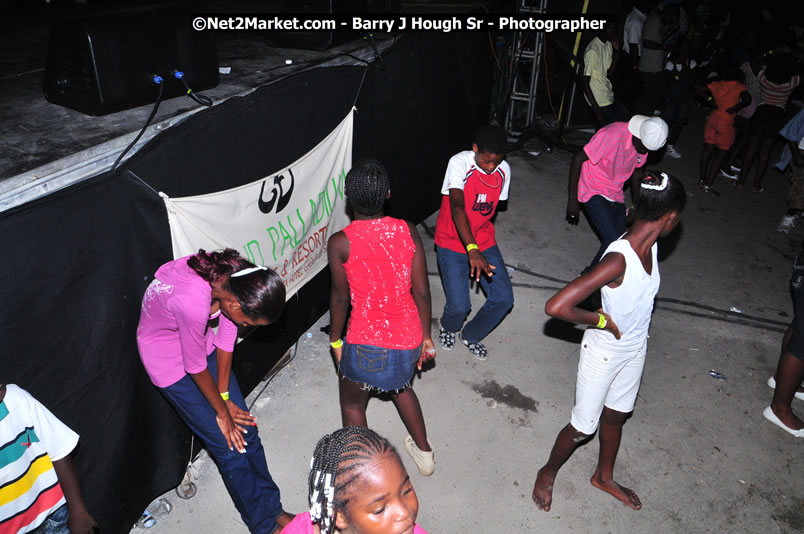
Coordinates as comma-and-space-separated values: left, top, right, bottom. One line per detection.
342, 217, 422, 349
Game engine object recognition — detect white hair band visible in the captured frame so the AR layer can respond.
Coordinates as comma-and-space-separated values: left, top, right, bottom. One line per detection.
231, 266, 268, 278
641, 172, 669, 191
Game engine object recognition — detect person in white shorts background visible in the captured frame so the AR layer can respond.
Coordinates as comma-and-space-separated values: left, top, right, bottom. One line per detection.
532, 171, 687, 513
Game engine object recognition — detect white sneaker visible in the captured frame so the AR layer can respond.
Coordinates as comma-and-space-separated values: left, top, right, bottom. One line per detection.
665, 144, 681, 159
777, 215, 797, 233
719, 168, 738, 180
403, 435, 435, 475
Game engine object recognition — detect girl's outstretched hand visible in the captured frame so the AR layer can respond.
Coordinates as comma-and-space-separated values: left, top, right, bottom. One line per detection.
598, 310, 621, 339
227, 400, 257, 427
216, 411, 247, 453
418, 338, 436, 370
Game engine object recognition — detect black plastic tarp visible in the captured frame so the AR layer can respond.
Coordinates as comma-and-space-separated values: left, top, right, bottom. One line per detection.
0, 32, 491, 533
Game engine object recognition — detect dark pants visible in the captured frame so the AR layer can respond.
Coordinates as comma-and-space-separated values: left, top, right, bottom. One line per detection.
600, 100, 631, 125
636, 71, 665, 116
437, 244, 514, 343
162, 353, 283, 534
582, 195, 627, 272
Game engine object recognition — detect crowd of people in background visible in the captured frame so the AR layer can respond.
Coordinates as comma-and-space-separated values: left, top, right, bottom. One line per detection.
576, 0, 804, 444
583, 0, 803, 210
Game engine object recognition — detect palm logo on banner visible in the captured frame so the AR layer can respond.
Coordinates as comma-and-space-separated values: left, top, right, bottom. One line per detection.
258, 170, 295, 214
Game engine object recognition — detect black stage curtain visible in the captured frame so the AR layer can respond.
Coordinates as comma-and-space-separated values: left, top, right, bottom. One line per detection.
0, 33, 491, 533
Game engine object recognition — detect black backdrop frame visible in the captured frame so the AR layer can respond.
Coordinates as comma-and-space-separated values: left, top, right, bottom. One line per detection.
0, 33, 491, 533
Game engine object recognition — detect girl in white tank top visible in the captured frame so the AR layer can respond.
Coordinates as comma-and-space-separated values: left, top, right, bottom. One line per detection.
533, 172, 686, 514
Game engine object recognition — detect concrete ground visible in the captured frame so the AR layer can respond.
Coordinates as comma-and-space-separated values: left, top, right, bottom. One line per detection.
136, 109, 803, 534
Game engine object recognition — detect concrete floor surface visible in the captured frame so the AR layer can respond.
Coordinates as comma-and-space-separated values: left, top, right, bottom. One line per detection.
136, 110, 803, 534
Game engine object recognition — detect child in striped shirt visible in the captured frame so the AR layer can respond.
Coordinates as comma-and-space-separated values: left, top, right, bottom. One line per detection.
0, 383, 97, 534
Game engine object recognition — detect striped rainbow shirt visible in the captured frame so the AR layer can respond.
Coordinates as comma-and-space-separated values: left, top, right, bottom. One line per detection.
0, 385, 78, 533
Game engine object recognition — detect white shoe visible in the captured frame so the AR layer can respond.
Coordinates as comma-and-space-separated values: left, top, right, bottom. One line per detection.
777, 215, 797, 234
403, 435, 435, 475
665, 144, 681, 159
763, 406, 804, 437
767, 376, 804, 400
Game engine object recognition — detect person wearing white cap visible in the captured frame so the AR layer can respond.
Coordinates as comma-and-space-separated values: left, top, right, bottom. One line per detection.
567, 114, 669, 273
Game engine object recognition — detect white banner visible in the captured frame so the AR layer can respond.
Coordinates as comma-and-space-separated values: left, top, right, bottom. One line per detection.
162, 109, 353, 299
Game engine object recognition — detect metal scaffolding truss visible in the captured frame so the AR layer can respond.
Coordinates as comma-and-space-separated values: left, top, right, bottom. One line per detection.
504, 0, 548, 136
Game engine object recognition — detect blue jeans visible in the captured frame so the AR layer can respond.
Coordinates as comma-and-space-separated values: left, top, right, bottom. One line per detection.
162, 353, 283, 534
582, 195, 626, 273
339, 343, 420, 392
31, 504, 69, 534
437, 244, 514, 343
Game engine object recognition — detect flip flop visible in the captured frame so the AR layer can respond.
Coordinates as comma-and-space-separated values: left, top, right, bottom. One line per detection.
752, 186, 767, 193
763, 406, 804, 437
767, 376, 804, 401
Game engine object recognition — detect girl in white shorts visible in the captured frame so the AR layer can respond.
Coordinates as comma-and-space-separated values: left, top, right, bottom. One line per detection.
533, 171, 686, 513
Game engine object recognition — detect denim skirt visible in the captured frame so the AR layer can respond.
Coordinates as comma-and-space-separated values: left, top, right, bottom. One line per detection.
339, 343, 421, 392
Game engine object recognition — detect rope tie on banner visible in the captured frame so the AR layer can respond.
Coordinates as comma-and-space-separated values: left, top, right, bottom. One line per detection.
352, 65, 369, 110
126, 170, 161, 197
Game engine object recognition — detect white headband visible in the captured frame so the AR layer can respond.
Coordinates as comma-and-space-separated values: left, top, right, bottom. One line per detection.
641, 172, 669, 191
231, 266, 268, 278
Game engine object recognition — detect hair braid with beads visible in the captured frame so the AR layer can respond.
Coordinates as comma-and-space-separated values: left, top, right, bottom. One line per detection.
345, 158, 390, 216
307, 426, 397, 534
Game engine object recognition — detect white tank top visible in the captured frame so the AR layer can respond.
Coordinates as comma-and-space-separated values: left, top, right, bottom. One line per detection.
585, 238, 660, 350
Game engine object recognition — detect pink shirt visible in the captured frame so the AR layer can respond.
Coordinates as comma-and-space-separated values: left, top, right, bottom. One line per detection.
281, 512, 430, 534
342, 217, 422, 349
136, 256, 238, 388
577, 122, 646, 204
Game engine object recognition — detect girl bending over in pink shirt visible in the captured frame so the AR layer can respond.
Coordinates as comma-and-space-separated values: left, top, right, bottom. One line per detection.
137, 249, 293, 533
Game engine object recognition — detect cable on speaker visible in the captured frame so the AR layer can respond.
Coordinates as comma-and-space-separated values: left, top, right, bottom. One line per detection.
172, 70, 213, 107
110, 75, 164, 171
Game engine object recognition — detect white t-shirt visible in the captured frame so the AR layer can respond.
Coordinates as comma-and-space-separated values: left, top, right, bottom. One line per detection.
440, 150, 511, 200
623, 7, 647, 55
0, 385, 79, 533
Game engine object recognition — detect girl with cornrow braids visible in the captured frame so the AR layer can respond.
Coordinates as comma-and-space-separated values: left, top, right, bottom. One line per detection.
137, 248, 294, 533
327, 159, 437, 477
280, 427, 429, 534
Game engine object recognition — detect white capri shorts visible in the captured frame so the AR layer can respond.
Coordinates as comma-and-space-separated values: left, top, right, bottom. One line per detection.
570, 333, 647, 435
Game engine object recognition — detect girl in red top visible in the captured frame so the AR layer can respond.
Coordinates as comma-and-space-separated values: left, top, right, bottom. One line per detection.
327, 159, 437, 477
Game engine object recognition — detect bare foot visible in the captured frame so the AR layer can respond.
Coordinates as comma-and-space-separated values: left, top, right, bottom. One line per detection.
532, 467, 556, 511
590, 474, 641, 510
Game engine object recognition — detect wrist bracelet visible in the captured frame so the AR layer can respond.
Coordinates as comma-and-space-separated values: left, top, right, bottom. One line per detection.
466, 243, 479, 252
330, 339, 343, 348
596, 313, 607, 329
220, 391, 230, 401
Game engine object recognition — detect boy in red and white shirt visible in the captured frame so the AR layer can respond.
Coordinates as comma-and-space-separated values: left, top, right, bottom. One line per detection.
434, 125, 514, 361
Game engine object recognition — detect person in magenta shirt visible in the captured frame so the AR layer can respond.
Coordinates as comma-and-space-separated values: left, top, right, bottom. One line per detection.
433, 125, 514, 361
566, 115, 667, 274
280, 427, 430, 534
136, 249, 293, 533
328, 159, 436, 478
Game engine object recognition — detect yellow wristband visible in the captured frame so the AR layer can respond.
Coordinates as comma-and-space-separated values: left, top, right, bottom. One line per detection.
466, 243, 479, 252
220, 391, 230, 401
330, 339, 343, 348
596, 313, 607, 329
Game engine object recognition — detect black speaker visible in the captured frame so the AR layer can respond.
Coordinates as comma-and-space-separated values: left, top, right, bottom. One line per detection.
43, 10, 219, 116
